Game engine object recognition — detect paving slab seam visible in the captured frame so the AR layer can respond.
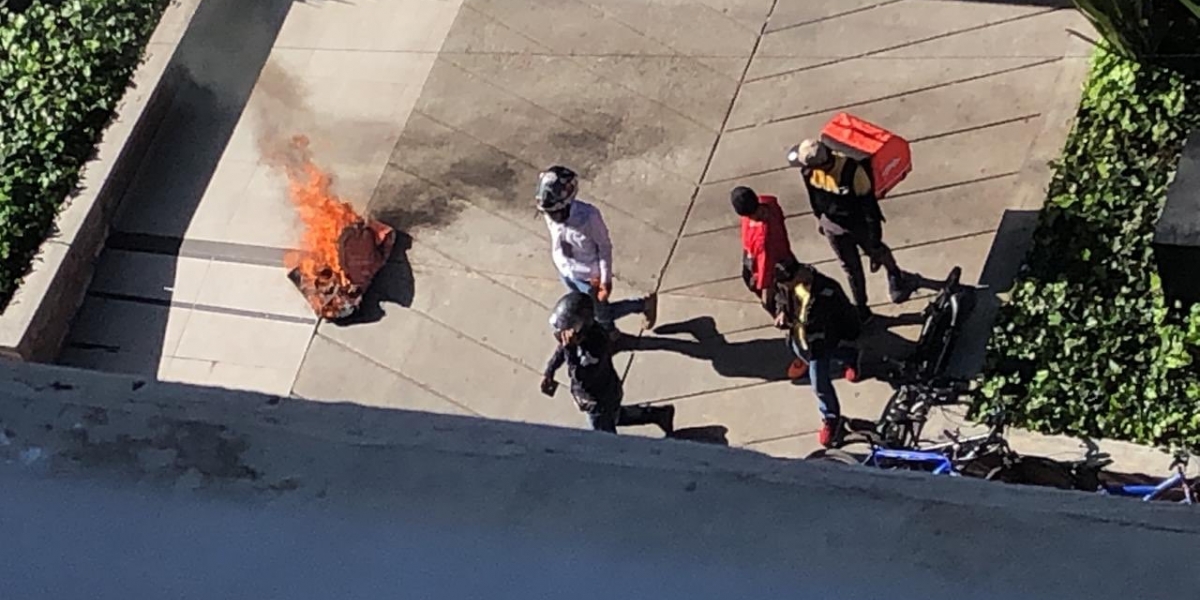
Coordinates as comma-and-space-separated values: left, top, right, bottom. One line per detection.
908, 112, 1042, 144
312, 332, 486, 417
288, 315, 323, 399
703, 148, 1021, 190
102, 231, 560, 286
637, 379, 785, 406
620, 0, 781, 385
693, 0, 764, 35
649, 0, 781, 296
85, 290, 318, 326
658, 289, 943, 317
763, 0, 905, 35
659, 228, 997, 296
742, 429, 819, 447
457, 2, 729, 135
571, 0, 744, 85
259, 48, 1091, 60
745, 6, 1066, 84
330, 286, 548, 377
407, 107, 681, 238
106, 231, 293, 267
683, 169, 1024, 238
703, 164, 791, 186
408, 263, 559, 287
726, 57, 1061, 133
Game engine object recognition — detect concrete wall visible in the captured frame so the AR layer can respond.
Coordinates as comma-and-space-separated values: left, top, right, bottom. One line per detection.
0, 361, 1198, 599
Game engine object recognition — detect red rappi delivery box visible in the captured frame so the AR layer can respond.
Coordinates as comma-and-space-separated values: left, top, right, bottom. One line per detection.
819, 112, 912, 199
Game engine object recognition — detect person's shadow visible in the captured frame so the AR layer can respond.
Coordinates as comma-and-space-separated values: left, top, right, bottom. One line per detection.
632, 312, 926, 384
630, 316, 793, 381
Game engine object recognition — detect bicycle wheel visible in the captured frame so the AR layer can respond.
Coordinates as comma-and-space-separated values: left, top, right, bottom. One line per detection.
805, 448, 861, 466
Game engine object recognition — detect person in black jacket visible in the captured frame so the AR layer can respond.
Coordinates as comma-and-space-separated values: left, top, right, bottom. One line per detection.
789, 139, 917, 323
541, 292, 675, 434
773, 261, 861, 447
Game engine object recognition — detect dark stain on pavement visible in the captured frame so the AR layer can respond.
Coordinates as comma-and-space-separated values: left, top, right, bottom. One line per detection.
366, 58, 673, 234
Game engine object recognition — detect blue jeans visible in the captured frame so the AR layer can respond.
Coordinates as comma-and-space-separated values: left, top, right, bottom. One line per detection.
560, 276, 645, 329
790, 338, 856, 420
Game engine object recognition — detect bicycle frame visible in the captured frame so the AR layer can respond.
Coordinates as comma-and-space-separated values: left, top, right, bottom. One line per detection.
1104, 468, 1195, 504
865, 448, 958, 476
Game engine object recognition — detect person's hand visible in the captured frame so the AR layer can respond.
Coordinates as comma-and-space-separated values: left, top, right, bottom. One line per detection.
774, 312, 788, 329
597, 281, 611, 303
540, 376, 558, 397
556, 328, 577, 346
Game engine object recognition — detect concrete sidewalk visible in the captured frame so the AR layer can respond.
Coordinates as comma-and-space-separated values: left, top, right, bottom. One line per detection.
61, 0, 1165, 471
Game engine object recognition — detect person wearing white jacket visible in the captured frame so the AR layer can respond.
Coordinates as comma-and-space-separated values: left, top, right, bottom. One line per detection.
535, 166, 657, 338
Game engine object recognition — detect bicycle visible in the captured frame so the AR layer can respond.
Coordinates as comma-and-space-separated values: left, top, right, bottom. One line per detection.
811, 398, 1083, 490
1093, 452, 1197, 504
885, 266, 975, 386
810, 403, 1010, 477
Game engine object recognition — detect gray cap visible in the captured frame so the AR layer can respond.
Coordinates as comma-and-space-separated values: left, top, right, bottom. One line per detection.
787, 139, 829, 168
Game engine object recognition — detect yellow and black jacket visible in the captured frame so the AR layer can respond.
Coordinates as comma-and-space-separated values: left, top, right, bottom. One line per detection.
802, 155, 884, 230
774, 271, 860, 358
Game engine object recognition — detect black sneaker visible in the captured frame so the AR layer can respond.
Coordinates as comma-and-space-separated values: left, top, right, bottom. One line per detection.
656, 405, 676, 436
888, 272, 918, 304
642, 293, 658, 330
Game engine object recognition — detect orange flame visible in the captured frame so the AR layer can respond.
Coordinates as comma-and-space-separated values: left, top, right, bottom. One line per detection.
281, 136, 363, 316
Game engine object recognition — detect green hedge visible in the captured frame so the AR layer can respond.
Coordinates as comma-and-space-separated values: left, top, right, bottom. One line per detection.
977, 51, 1200, 448
1073, 0, 1200, 78
0, 0, 169, 309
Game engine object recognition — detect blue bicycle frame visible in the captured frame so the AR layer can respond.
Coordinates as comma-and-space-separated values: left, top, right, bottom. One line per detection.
1104, 471, 1194, 504
865, 448, 958, 476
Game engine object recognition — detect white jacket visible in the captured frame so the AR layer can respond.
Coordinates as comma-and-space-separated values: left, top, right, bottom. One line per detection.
543, 200, 612, 284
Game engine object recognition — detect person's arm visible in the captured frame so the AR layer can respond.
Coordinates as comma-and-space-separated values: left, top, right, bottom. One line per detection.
853, 165, 884, 224
754, 242, 771, 293
775, 204, 793, 252
801, 169, 823, 219
544, 344, 566, 379
805, 303, 832, 358
758, 205, 791, 292
773, 283, 791, 328
588, 208, 614, 287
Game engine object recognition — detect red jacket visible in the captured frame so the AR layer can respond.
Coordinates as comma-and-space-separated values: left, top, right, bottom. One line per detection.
740, 195, 794, 292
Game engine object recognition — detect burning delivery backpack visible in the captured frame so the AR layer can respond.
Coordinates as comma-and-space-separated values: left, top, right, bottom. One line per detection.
818, 112, 912, 199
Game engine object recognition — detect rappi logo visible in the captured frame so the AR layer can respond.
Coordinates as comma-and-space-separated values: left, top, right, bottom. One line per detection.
882, 157, 902, 178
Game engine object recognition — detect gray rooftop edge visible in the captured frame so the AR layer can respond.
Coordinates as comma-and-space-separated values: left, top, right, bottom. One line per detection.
2, 358, 1199, 533
4, 360, 1200, 597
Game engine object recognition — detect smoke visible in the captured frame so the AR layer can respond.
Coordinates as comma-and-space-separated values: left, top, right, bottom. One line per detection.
252, 60, 318, 172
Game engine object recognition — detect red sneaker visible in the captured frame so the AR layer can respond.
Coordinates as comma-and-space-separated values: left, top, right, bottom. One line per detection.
818, 418, 839, 448
843, 365, 859, 383
843, 350, 862, 383
787, 358, 809, 380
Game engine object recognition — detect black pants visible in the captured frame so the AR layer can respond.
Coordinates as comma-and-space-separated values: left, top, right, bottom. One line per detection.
824, 222, 901, 308
586, 400, 668, 433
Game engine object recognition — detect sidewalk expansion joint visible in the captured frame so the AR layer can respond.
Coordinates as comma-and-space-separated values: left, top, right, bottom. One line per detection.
87, 290, 318, 326
745, 6, 1064, 85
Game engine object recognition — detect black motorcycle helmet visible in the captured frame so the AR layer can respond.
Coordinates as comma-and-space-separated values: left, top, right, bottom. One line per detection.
549, 291, 595, 339
536, 166, 578, 216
